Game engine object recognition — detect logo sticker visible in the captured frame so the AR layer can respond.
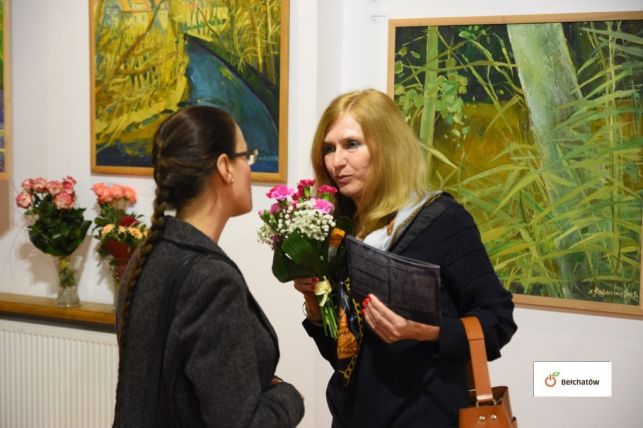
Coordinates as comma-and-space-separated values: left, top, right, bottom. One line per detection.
534, 362, 611, 397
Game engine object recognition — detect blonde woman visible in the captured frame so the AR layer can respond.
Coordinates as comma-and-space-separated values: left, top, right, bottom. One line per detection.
295, 89, 516, 428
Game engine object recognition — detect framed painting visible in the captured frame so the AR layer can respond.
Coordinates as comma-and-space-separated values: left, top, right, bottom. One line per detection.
389, 12, 643, 317
90, 0, 289, 182
0, 0, 10, 181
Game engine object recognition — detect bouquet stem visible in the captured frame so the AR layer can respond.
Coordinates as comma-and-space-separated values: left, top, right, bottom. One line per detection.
315, 277, 338, 339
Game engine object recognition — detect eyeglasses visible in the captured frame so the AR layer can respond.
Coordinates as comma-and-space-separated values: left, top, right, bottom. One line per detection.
230, 149, 259, 166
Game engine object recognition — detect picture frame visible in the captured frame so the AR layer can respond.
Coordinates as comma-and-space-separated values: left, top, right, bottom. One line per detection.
90, 0, 289, 182
388, 12, 643, 317
0, 0, 10, 181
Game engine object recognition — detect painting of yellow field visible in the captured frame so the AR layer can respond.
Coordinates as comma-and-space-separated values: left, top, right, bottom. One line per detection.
91, 0, 289, 182
389, 13, 643, 316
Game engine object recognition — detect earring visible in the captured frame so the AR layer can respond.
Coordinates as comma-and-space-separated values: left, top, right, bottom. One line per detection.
230, 177, 235, 184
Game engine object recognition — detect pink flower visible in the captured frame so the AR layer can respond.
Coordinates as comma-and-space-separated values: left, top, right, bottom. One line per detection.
269, 202, 281, 215
296, 178, 316, 199
15, 192, 33, 208
92, 183, 108, 202
297, 178, 315, 188
32, 177, 48, 193
317, 184, 338, 195
63, 176, 77, 186
313, 198, 335, 214
54, 192, 75, 209
46, 180, 63, 195
93, 183, 137, 205
111, 186, 124, 200
266, 185, 295, 201
61, 180, 75, 195
21, 178, 34, 193
91, 183, 106, 194
123, 186, 137, 203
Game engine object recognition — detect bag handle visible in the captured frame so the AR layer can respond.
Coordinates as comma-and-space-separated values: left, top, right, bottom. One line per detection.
461, 316, 494, 404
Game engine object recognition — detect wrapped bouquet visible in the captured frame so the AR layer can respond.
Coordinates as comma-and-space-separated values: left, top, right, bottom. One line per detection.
258, 179, 346, 338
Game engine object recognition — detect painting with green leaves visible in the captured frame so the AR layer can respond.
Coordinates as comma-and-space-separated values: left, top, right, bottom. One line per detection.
389, 13, 643, 316
91, 0, 289, 182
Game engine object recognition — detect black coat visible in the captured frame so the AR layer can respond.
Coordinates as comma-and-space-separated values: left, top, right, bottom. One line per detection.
304, 196, 517, 428
115, 217, 304, 427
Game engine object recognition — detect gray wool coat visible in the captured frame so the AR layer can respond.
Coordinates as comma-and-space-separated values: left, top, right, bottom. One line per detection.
114, 216, 304, 428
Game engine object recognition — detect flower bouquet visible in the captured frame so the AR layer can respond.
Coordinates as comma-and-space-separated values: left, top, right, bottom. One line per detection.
15, 176, 91, 306
258, 179, 348, 338
91, 183, 147, 291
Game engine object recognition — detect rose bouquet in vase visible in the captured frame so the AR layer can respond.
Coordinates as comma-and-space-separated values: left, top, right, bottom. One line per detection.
15, 176, 91, 307
91, 183, 147, 300
257, 179, 349, 338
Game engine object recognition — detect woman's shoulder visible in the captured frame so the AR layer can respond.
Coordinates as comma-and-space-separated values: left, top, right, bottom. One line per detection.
186, 252, 243, 289
418, 191, 474, 226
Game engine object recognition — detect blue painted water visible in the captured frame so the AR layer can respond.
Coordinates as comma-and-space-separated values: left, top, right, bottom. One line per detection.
96, 36, 279, 173
185, 37, 279, 173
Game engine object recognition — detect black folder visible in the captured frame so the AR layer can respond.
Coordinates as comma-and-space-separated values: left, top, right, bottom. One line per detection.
345, 235, 441, 325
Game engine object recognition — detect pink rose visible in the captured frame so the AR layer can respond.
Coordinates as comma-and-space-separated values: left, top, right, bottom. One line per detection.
63, 176, 77, 186
91, 183, 106, 195
111, 185, 124, 200
15, 192, 33, 209
123, 186, 137, 203
92, 183, 110, 203
62, 180, 75, 195
21, 178, 34, 193
46, 180, 63, 195
32, 177, 48, 193
54, 192, 75, 209
266, 185, 295, 201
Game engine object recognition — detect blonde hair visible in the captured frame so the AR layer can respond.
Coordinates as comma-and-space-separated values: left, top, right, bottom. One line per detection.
311, 89, 428, 236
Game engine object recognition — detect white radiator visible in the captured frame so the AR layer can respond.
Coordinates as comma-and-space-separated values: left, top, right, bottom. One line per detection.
0, 319, 118, 428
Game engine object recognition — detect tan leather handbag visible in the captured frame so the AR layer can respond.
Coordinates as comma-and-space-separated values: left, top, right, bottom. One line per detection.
459, 316, 518, 428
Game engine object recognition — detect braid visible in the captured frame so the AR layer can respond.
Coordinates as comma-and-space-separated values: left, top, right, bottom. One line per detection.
112, 105, 237, 425
113, 188, 168, 424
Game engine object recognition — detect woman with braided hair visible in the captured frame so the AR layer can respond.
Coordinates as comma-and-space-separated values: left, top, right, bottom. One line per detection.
112, 105, 304, 427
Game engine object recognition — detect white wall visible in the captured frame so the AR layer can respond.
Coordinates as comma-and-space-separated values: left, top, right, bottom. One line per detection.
1, 0, 642, 427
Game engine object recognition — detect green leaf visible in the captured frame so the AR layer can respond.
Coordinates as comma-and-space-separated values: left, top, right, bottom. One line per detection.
280, 231, 324, 277
271, 247, 314, 282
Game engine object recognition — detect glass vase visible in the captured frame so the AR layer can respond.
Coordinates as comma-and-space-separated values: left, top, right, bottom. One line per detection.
55, 255, 80, 308
109, 261, 128, 308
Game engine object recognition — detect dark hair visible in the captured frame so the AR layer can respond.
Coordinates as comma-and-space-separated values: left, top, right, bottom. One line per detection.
113, 105, 237, 422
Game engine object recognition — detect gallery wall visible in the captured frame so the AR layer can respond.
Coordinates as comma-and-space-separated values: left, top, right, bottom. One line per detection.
1, 0, 642, 427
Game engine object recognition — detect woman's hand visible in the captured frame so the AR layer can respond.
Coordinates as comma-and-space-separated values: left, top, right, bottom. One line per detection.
293, 277, 322, 323
293, 277, 317, 297
362, 294, 440, 343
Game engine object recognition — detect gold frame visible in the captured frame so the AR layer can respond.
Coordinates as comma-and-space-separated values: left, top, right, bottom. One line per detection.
90, 0, 289, 182
388, 12, 643, 318
0, 0, 10, 181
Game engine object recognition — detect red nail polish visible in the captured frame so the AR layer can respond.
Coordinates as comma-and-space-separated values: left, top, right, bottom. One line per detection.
312, 278, 319, 283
